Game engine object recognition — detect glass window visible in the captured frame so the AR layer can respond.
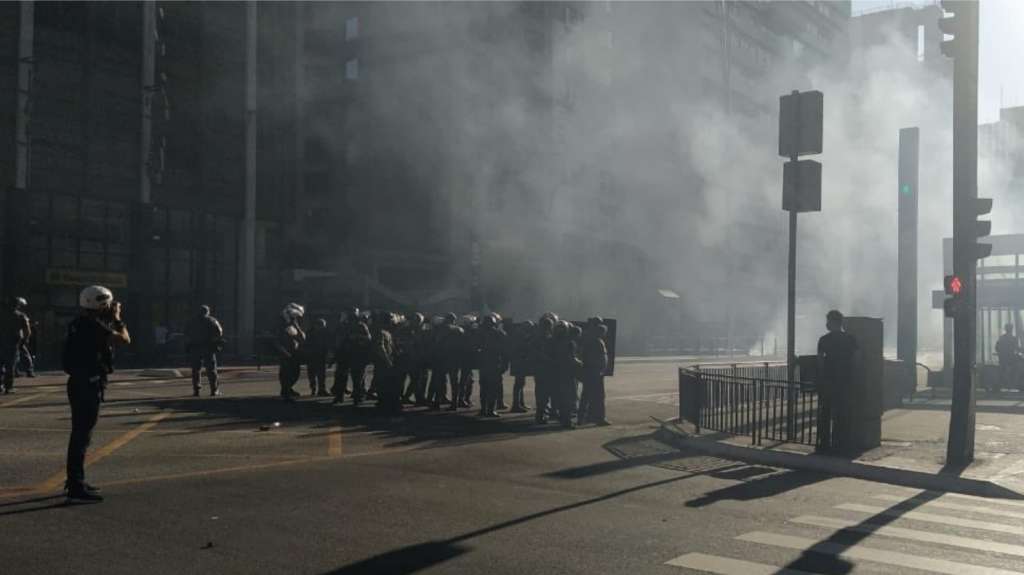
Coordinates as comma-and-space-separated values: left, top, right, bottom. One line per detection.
345, 16, 359, 41
345, 58, 359, 80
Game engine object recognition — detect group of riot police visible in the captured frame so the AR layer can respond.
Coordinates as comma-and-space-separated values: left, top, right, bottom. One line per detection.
274, 305, 611, 427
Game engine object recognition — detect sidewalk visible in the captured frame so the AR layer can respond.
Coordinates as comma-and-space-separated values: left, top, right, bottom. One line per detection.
658, 394, 1024, 499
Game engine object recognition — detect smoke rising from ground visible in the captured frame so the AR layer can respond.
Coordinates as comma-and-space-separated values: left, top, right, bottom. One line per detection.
304, 2, 1005, 355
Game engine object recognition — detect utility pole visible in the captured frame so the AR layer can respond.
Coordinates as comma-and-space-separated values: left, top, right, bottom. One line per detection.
940, 1, 991, 466
239, 1, 258, 357
779, 90, 823, 439
897, 127, 919, 378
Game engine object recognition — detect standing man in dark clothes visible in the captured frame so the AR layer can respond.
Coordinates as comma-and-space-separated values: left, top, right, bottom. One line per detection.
578, 321, 610, 426
333, 311, 372, 406
552, 321, 582, 429
62, 285, 130, 502
186, 305, 224, 397
305, 318, 332, 397
532, 315, 557, 424
816, 309, 860, 453
427, 314, 457, 410
996, 323, 1021, 392
370, 311, 400, 416
476, 313, 508, 418
509, 321, 534, 413
397, 313, 427, 405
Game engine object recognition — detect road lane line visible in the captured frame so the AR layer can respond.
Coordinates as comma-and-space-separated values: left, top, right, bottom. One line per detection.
35, 410, 172, 493
328, 425, 343, 457
793, 515, 1024, 558
665, 552, 813, 574
1, 392, 49, 408
874, 493, 1024, 520
837, 503, 1024, 536
737, 531, 1024, 575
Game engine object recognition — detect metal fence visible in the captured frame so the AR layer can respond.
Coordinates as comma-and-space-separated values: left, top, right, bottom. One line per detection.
691, 362, 790, 382
678, 367, 824, 447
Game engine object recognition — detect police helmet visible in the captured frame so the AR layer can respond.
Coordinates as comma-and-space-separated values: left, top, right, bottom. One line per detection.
570, 325, 583, 339
199, 305, 211, 317
480, 314, 497, 328
79, 286, 114, 310
282, 303, 305, 321
444, 312, 458, 324
13, 297, 27, 310
409, 312, 425, 326
315, 318, 327, 328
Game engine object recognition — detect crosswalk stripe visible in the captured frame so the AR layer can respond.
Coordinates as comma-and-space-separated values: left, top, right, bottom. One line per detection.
665, 552, 814, 574
792, 515, 1024, 558
873, 493, 1024, 520
943, 492, 1024, 510
737, 531, 1024, 575
837, 503, 1024, 536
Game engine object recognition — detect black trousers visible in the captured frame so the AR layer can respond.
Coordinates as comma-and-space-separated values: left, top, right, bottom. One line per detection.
279, 358, 302, 395
534, 373, 551, 421
578, 372, 605, 423
66, 376, 103, 489
307, 355, 328, 393
0, 347, 17, 391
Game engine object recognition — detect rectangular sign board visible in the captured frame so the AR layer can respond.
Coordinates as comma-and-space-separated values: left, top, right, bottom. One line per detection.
779, 90, 823, 158
782, 159, 822, 212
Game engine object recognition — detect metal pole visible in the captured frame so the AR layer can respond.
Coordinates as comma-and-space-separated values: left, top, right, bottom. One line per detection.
140, 2, 155, 204
238, 1, 257, 357
15, 1, 33, 194
947, 0, 979, 466
787, 205, 797, 440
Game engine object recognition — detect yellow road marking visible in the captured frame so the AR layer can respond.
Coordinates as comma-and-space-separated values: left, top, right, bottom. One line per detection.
35, 410, 171, 493
1, 393, 49, 408
328, 425, 343, 457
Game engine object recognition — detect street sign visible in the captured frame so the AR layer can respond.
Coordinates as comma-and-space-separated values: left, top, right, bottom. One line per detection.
778, 90, 823, 158
782, 159, 822, 212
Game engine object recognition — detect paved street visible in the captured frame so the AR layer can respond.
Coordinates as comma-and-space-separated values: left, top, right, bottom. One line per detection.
3, 360, 1024, 574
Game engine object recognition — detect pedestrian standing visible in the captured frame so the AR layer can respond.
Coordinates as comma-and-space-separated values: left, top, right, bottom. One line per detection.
186, 305, 224, 397
476, 313, 508, 418
816, 309, 859, 453
62, 285, 130, 502
1, 297, 31, 393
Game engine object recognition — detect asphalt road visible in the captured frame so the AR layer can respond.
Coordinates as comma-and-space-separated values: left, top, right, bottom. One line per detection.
2, 360, 1024, 574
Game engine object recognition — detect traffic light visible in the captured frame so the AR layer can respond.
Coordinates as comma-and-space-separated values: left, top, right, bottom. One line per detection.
973, 197, 993, 259
938, 1, 966, 59
943, 274, 962, 318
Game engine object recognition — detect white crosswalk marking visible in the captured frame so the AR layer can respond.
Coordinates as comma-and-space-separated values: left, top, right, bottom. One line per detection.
943, 492, 1024, 510
836, 503, 1024, 536
737, 531, 1024, 575
873, 493, 1024, 520
791, 515, 1024, 558
665, 552, 815, 574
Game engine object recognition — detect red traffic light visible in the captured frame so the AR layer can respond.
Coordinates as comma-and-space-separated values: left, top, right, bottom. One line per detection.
945, 274, 963, 295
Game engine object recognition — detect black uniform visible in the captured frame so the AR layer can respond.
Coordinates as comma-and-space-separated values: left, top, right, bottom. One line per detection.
185, 313, 224, 395
816, 330, 859, 451
457, 325, 477, 408
305, 322, 332, 396
335, 320, 371, 405
62, 314, 117, 495
509, 324, 533, 412
395, 321, 426, 405
371, 322, 400, 415
477, 323, 508, 417
553, 331, 582, 428
0, 309, 29, 393
578, 327, 609, 425
531, 326, 555, 423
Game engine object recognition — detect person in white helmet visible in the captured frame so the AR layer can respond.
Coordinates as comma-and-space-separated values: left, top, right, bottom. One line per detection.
62, 285, 130, 502
276, 303, 306, 400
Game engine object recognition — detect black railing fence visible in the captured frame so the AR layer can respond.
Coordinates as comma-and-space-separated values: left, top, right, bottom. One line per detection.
678, 366, 824, 447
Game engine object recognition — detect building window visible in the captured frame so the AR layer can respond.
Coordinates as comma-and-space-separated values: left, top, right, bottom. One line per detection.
345, 58, 359, 80
345, 16, 359, 41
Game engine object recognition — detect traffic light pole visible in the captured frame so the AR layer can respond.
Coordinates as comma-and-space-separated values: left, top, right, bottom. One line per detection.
946, 1, 980, 466
787, 156, 798, 441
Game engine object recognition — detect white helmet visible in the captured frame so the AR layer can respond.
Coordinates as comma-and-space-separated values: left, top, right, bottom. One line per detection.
282, 303, 305, 321
14, 297, 27, 309
80, 285, 114, 310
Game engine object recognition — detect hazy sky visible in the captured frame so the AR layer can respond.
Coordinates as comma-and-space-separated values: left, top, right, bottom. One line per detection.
853, 0, 1024, 124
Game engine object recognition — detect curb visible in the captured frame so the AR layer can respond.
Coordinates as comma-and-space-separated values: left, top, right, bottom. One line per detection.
656, 419, 1024, 500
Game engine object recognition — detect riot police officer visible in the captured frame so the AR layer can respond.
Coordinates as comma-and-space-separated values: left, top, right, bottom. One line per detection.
186, 305, 224, 397
334, 310, 372, 406
62, 285, 130, 502
477, 313, 508, 418
306, 318, 332, 397
553, 321, 583, 429
397, 312, 427, 405
578, 320, 610, 426
371, 311, 400, 416
509, 321, 534, 413
277, 303, 306, 400
1, 297, 31, 393
532, 314, 557, 424
14, 298, 34, 378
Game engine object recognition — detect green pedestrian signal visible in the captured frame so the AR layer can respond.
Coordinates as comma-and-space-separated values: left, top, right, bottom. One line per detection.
900, 183, 912, 196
